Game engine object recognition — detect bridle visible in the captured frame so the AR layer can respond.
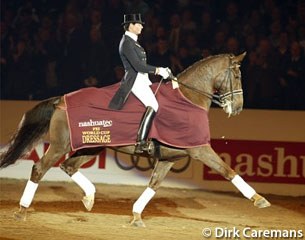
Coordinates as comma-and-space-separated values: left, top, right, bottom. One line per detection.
169, 55, 243, 110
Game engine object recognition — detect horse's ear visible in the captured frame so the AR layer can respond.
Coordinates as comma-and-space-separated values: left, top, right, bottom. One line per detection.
234, 52, 247, 63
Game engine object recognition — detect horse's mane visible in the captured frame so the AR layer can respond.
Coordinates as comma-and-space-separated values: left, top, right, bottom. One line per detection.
177, 54, 230, 82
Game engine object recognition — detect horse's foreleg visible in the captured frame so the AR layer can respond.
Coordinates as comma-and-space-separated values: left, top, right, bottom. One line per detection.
131, 160, 174, 227
60, 148, 103, 211
188, 146, 271, 208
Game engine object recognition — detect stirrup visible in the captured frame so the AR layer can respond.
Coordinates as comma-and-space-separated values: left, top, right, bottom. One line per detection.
134, 141, 146, 154
134, 140, 155, 155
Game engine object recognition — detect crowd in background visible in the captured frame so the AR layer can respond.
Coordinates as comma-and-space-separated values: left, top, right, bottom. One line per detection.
1, 0, 305, 110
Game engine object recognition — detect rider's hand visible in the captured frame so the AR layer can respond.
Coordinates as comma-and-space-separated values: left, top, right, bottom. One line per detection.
157, 67, 171, 79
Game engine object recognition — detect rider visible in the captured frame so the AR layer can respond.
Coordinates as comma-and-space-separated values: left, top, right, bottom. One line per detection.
108, 13, 172, 154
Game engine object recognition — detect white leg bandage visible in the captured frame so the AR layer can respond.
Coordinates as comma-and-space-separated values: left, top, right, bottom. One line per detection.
20, 180, 38, 208
71, 171, 96, 196
231, 175, 256, 199
133, 187, 156, 214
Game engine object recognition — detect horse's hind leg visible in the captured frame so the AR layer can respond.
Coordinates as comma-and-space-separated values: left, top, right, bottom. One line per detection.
131, 160, 174, 227
60, 147, 104, 211
14, 109, 71, 221
14, 144, 70, 221
188, 146, 271, 208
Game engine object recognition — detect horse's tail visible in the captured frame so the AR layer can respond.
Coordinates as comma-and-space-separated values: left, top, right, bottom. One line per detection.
0, 96, 61, 168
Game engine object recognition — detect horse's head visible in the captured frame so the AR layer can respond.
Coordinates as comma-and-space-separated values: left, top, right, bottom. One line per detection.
213, 52, 246, 117
176, 52, 246, 116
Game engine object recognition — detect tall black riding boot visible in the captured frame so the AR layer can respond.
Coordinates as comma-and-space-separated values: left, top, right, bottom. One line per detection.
134, 106, 156, 154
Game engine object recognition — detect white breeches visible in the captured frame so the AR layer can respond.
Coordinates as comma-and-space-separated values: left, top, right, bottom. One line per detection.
131, 73, 159, 112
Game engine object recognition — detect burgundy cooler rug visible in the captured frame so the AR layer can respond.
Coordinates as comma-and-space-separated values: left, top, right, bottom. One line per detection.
64, 82, 210, 151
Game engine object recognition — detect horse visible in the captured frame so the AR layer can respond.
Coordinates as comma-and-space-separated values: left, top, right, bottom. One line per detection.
0, 53, 271, 226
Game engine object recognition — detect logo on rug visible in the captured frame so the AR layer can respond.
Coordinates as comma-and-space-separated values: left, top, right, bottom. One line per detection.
78, 119, 112, 127
78, 119, 112, 144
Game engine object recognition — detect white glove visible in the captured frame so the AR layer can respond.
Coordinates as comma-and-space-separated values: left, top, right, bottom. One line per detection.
157, 67, 171, 79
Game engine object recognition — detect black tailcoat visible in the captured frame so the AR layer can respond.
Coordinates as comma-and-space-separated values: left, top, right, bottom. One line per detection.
108, 34, 157, 109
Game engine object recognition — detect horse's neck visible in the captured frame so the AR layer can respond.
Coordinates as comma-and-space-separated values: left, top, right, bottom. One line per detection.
178, 71, 213, 111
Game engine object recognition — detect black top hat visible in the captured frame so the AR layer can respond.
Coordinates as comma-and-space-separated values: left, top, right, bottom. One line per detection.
122, 13, 145, 26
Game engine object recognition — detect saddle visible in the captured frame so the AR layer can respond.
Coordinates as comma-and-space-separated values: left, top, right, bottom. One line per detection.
64, 82, 210, 151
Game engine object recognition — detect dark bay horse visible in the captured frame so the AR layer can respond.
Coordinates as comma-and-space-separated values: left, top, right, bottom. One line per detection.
0, 53, 270, 226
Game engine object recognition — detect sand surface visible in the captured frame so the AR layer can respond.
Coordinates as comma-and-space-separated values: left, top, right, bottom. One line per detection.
0, 178, 304, 240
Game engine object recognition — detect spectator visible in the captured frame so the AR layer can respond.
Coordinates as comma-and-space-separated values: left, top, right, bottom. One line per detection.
125, 0, 150, 16
268, 21, 282, 48
244, 9, 268, 39
243, 51, 260, 108
103, 0, 126, 65
297, 25, 305, 54
198, 10, 214, 49
5, 39, 34, 99
170, 53, 184, 75
184, 33, 201, 63
176, 45, 194, 69
31, 27, 51, 99
244, 33, 258, 53
276, 32, 290, 105
56, 12, 87, 94
112, 65, 125, 83
201, 48, 211, 59
286, 16, 298, 42
281, 41, 305, 109
224, 1, 242, 36
84, 8, 104, 37
181, 8, 197, 33
149, 37, 172, 80
254, 38, 281, 108
40, 15, 61, 96
211, 31, 226, 54
226, 36, 240, 55
149, 37, 172, 67
83, 28, 113, 88
168, 13, 183, 53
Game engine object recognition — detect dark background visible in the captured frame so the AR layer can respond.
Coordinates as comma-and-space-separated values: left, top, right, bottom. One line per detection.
1, 0, 304, 110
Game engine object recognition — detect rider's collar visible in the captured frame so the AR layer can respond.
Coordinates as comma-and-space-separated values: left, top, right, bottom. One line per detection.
125, 31, 138, 42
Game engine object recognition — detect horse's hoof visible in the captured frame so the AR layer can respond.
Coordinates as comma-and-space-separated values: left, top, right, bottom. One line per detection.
252, 194, 271, 208
254, 197, 271, 208
130, 212, 146, 227
82, 194, 95, 211
130, 218, 146, 227
14, 207, 26, 221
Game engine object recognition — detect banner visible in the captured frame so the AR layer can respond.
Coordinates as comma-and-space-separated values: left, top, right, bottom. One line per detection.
204, 139, 305, 184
